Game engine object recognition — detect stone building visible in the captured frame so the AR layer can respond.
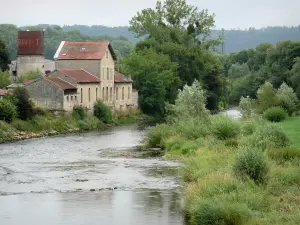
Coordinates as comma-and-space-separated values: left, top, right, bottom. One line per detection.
53, 41, 137, 112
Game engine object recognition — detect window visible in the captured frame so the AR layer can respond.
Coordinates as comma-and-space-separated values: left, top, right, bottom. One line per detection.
128, 87, 130, 99
96, 88, 98, 100
75, 96, 77, 101
88, 88, 91, 102
116, 87, 118, 100
110, 68, 113, 80
71, 96, 73, 101
102, 87, 105, 100
110, 87, 112, 101
106, 87, 108, 101
107, 67, 109, 80
122, 87, 124, 100
102, 68, 105, 80
81, 88, 83, 103
66, 96, 69, 101
106, 51, 108, 58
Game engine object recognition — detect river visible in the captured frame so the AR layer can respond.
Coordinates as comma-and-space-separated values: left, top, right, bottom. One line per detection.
0, 124, 184, 225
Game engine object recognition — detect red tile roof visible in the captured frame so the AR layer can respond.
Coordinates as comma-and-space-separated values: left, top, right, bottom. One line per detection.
114, 71, 132, 83
46, 77, 77, 90
23, 80, 34, 86
59, 68, 101, 83
55, 41, 117, 60
0, 89, 9, 95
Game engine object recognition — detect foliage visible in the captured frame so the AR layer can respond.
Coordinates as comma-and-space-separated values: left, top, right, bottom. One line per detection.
280, 116, 300, 148
143, 123, 176, 148
16, 69, 43, 83
176, 118, 210, 139
0, 99, 17, 122
0, 69, 11, 88
263, 107, 286, 122
0, 38, 9, 71
276, 82, 299, 116
233, 147, 269, 184
72, 105, 87, 120
93, 100, 112, 124
127, 0, 225, 112
210, 115, 240, 140
124, 48, 180, 116
244, 123, 290, 151
257, 82, 278, 112
0, 120, 15, 143
238, 96, 257, 118
12, 87, 34, 120
268, 147, 300, 163
166, 80, 209, 120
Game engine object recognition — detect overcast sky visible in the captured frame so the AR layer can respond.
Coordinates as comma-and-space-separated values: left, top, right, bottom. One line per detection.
0, 0, 299, 29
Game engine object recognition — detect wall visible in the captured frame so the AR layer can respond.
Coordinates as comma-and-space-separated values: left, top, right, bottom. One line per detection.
132, 89, 139, 107
63, 89, 79, 112
114, 83, 133, 111
77, 83, 101, 111
26, 78, 65, 110
55, 60, 100, 77
16, 55, 45, 77
100, 48, 115, 107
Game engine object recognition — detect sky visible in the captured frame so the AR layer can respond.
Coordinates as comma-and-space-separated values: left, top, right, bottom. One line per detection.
0, 0, 299, 29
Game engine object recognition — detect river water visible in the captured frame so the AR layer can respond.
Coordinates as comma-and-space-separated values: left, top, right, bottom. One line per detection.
0, 124, 184, 225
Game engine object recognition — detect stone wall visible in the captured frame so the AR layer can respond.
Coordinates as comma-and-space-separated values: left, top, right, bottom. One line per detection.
16, 55, 45, 77
26, 78, 65, 110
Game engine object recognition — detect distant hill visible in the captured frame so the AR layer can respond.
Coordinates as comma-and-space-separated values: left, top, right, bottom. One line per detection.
1, 24, 300, 59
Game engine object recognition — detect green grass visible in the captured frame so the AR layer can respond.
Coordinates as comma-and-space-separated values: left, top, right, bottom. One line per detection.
280, 116, 300, 148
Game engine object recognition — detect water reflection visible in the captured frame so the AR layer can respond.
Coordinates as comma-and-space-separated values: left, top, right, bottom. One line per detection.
0, 190, 183, 225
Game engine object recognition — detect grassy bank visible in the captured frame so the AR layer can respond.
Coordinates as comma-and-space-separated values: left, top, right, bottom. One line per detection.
144, 115, 300, 225
0, 113, 152, 144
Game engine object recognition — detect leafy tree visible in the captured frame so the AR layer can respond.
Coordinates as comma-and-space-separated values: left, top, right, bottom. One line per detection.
13, 87, 34, 120
124, 48, 180, 116
16, 69, 43, 83
228, 63, 250, 78
0, 70, 11, 88
0, 38, 9, 71
257, 82, 278, 112
276, 82, 299, 115
290, 57, 300, 98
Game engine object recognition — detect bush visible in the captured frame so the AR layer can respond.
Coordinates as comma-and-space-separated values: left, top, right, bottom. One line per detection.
263, 107, 286, 122
32, 107, 46, 117
268, 147, 300, 162
93, 100, 112, 124
144, 123, 176, 148
72, 105, 87, 120
233, 147, 269, 184
11, 119, 32, 131
276, 82, 299, 116
257, 82, 278, 112
238, 96, 257, 118
13, 87, 34, 120
0, 120, 16, 142
211, 115, 240, 140
0, 99, 18, 122
244, 123, 290, 151
176, 118, 210, 139
190, 201, 251, 225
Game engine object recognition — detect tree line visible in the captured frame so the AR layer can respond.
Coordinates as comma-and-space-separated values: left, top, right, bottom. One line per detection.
0, 24, 134, 60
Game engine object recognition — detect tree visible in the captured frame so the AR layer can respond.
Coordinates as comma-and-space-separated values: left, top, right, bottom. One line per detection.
128, 0, 224, 112
0, 70, 11, 89
13, 87, 33, 120
257, 82, 278, 112
124, 48, 180, 116
0, 38, 9, 71
276, 82, 299, 115
290, 57, 300, 98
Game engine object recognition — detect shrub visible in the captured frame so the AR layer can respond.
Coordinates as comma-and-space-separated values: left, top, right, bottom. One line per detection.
233, 147, 269, 184
93, 100, 112, 124
238, 96, 257, 118
11, 119, 32, 131
268, 147, 300, 162
190, 201, 251, 225
263, 107, 286, 122
0, 120, 16, 142
72, 105, 87, 120
244, 123, 290, 150
13, 87, 34, 120
144, 123, 176, 148
176, 118, 210, 139
32, 107, 46, 116
77, 120, 91, 131
0, 99, 18, 122
210, 115, 240, 140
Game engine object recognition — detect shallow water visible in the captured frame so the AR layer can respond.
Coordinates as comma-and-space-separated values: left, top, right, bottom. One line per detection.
0, 124, 184, 225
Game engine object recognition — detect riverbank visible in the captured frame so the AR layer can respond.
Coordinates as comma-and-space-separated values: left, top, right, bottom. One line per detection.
144, 114, 300, 225
0, 113, 153, 144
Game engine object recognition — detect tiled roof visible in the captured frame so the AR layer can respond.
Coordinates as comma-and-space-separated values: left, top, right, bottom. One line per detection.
23, 80, 34, 86
59, 68, 101, 83
114, 71, 132, 83
54, 41, 117, 60
46, 77, 77, 90
0, 89, 9, 95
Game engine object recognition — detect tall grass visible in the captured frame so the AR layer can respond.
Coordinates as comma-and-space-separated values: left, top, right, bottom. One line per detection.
210, 115, 241, 140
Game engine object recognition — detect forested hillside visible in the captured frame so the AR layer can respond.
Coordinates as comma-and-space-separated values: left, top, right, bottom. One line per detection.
0, 24, 134, 60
